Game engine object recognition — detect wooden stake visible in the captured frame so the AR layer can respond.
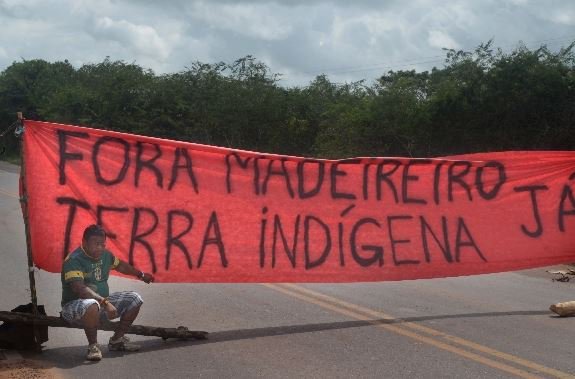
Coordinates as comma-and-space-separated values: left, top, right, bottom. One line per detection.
16, 113, 42, 350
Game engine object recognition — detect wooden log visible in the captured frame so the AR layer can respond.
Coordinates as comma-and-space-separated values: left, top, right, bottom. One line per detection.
549, 301, 575, 317
0, 311, 208, 340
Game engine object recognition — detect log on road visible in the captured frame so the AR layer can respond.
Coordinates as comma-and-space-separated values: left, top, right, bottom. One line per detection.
0, 311, 208, 340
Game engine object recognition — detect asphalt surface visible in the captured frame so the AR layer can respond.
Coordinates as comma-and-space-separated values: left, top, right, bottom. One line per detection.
2, 160, 575, 379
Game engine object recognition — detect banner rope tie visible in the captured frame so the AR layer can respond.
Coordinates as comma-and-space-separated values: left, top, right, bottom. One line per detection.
0, 120, 20, 138
0, 117, 23, 155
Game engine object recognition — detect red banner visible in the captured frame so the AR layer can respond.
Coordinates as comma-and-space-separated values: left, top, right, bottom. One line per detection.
21, 120, 575, 282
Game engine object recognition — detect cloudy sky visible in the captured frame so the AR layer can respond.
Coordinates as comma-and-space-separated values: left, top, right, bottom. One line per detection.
0, 0, 574, 87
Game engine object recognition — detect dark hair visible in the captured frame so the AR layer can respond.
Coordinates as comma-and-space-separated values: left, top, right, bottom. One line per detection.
82, 224, 107, 241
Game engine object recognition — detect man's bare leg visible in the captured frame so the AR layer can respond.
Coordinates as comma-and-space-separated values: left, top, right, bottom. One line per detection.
82, 303, 103, 361
82, 303, 100, 345
111, 304, 141, 340
109, 305, 142, 352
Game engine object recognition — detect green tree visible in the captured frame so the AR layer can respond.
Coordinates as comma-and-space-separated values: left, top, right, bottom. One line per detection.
1, 42, 574, 160
0, 59, 75, 155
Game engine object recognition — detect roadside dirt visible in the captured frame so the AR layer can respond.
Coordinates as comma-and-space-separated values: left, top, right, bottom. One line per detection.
518, 264, 575, 283
0, 359, 59, 379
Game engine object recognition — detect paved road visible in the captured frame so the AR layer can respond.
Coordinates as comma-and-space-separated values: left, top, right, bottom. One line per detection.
2, 161, 575, 379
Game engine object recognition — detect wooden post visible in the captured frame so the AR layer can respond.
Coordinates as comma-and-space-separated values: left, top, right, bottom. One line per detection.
17, 113, 42, 350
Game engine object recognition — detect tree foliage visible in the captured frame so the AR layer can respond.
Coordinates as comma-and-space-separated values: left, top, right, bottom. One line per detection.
1, 42, 574, 159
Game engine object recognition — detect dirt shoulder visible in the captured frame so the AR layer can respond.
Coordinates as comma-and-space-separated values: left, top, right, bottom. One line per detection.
0, 359, 61, 379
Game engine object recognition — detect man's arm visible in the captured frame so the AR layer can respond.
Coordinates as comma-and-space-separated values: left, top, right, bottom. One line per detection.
69, 281, 118, 319
115, 260, 154, 283
69, 280, 106, 302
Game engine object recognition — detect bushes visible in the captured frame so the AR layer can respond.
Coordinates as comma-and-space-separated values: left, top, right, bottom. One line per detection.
1, 42, 574, 158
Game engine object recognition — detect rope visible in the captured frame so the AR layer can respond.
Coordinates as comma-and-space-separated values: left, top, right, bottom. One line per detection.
0, 119, 21, 138
0, 119, 23, 155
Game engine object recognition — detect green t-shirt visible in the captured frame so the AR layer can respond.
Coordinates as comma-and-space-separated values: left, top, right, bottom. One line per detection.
61, 247, 120, 306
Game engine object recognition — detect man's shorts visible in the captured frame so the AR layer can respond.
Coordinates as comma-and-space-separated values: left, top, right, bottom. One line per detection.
61, 291, 143, 325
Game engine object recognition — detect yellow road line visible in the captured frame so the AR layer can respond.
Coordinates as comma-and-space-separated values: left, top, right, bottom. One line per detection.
282, 283, 573, 378
0, 187, 18, 198
265, 283, 573, 379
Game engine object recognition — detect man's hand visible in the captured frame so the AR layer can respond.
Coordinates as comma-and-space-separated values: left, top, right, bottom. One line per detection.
103, 301, 118, 320
116, 260, 154, 283
141, 273, 154, 284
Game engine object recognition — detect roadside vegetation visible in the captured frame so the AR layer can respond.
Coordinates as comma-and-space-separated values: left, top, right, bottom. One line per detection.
1, 40, 574, 160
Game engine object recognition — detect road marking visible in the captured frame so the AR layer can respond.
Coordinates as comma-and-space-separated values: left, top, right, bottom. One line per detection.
282, 283, 572, 378
265, 283, 574, 379
0, 188, 18, 198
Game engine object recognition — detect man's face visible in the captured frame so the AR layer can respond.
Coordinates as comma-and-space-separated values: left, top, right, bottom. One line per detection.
83, 235, 106, 259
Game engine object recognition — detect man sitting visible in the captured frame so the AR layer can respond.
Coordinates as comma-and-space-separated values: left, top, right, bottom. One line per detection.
60, 224, 154, 361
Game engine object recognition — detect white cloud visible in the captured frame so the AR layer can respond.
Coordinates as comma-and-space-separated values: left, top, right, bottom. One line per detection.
0, 0, 573, 86
508, 0, 529, 5
428, 30, 460, 50
91, 17, 171, 60
189, 2, 294, 41
548, 8, 575, 25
